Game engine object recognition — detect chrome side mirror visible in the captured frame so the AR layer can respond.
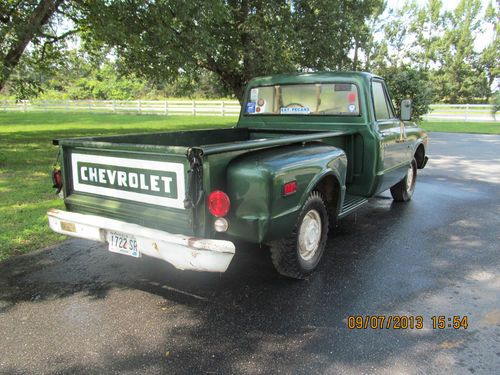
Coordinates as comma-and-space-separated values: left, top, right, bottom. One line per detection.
400, 99, 412, 121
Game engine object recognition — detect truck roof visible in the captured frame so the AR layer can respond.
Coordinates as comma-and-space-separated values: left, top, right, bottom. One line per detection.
247, 71, 382, 88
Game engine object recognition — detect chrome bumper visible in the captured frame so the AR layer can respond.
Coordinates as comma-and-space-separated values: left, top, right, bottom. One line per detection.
47, 209, 235, 273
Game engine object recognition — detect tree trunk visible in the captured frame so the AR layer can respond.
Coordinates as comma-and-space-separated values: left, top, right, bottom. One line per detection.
0, 0, 64, 92
352, 38, 359, 71
219, 73, 246, 104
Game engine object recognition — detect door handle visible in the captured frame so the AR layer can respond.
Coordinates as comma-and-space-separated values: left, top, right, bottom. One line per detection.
398, 120, 407, 142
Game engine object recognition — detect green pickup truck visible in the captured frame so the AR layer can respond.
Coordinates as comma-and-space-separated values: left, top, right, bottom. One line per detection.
48, 72, 428, 279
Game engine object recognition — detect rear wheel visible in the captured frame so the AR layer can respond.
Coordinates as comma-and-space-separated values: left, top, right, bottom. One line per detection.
390, 158, 417, 202
269, 191, 329, 279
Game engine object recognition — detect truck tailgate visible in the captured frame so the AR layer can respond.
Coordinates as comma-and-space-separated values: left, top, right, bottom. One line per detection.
61, 145, 194, 236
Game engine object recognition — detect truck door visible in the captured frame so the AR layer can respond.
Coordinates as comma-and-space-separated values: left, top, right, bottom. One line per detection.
372, 79, 407, 188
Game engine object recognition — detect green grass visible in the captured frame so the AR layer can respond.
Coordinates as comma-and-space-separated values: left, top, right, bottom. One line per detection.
0, 112, 498, 261
421, 121, 500, 134
0, 112, 236, 261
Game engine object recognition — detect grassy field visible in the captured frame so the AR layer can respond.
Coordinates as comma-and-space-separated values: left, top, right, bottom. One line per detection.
0, 112, 236, 261
421, 121, 500, 134
0, 112, 498, 261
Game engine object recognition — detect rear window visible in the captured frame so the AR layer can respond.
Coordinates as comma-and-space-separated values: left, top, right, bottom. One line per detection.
244, 83, 360, 116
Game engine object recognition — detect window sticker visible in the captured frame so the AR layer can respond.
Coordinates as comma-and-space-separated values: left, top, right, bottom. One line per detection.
250, 88, 259, 101
256, 98, 266, 113
246, 102, 256, 113
280, 107, 310, 115
348, 104, 356, 113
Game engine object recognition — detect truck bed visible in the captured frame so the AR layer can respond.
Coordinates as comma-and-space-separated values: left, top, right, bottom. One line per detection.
57, 127, 355, 239
58, 127, 353, 154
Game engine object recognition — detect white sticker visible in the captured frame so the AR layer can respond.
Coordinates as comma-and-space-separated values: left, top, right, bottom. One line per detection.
71, 153, 185, 209
250, 88, 259, 101
280, 107, 310, 114
348, 104, 356, 113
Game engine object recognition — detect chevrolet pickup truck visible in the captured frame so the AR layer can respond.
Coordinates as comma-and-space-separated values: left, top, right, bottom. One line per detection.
48, 72, 428, 279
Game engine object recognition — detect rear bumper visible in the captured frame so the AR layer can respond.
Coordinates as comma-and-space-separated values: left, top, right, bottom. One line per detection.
47, 209, 235, 273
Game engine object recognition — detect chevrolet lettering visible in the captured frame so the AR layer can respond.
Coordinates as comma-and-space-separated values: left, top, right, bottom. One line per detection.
48, 72, 429, 279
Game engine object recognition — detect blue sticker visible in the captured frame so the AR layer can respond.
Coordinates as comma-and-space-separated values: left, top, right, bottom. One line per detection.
246, 102, 256, 113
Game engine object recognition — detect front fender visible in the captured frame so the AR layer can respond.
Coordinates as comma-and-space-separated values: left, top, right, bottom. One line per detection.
225, 143, 347, 243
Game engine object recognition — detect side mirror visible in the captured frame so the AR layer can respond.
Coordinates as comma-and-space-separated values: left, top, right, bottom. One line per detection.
400, 99, 412, 121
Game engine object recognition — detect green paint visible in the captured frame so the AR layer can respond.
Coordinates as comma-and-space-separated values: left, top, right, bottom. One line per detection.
49, 72, 430, 247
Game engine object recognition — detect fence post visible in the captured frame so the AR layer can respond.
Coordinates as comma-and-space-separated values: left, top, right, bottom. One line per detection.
221, 101, 225, 116
192, 100, 196, 116
137, 100, 141, 114
22, 100, 27, 112
165, 100, 168, 115
465, 104, 469, 122
112, 100, 116, 113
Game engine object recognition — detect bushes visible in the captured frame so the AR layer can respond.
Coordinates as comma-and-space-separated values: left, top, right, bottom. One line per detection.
382, 67, 434, 121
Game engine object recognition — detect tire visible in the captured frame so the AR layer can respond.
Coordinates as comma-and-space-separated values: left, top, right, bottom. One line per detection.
390, 158, 417, 202
269, 191, 329, 279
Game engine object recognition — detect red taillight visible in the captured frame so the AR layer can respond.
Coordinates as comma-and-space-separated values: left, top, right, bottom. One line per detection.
52, 169, 62, 190
207, 190, 230, 217
283, 181, 297, 196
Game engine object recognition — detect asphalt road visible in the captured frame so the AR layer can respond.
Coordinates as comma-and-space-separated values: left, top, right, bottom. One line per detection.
1, 133, 499, 375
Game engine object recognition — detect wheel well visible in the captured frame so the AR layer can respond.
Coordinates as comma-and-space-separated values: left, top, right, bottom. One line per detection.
314, 175, 341, 222
415, 144, 425, 168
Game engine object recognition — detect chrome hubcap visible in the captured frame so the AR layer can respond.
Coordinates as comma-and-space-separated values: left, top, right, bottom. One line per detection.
298, 209, 322, 261
406, 164, 414, 191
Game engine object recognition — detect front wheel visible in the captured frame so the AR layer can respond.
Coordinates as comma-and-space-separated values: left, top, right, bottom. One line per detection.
269, 191, 329, 279
390, 158, 417, 202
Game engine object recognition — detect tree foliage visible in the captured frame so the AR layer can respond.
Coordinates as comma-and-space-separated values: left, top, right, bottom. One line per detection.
480, 1, 500, 88
0, 0, 70, 92
365, 0, 497, 104
0, 0, 497, 107
382, 66, 434, 120
75, 0, 382, 101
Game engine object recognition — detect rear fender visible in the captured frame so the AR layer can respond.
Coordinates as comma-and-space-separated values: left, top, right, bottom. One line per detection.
225, 143, 347, 243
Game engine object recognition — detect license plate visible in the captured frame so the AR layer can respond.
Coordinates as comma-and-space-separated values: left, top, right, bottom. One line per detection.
107, 231, 140, 258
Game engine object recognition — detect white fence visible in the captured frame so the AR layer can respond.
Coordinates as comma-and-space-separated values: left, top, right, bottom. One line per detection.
423, 104, 498, 122
0, 100, 498, 121
0, 99, 241, 117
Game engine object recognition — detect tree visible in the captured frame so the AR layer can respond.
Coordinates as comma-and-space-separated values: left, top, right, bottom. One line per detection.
292, 0, 383, 71
364, 0, 493, 104
75, 0, 383, 102
480, 0, 500, 92
0, 0, 71, 92
431, 0, 489, 103
407, 0, 444, 70
383, 66, 433, 120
